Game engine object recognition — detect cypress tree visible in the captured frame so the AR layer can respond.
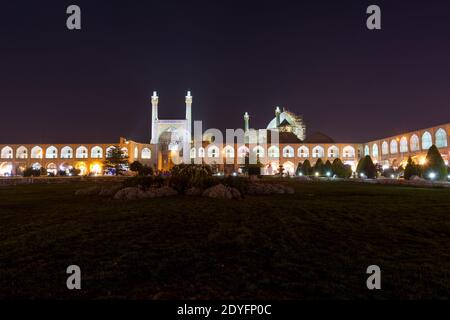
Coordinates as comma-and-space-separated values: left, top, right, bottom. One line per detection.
423, 145, 447, 180
301, 159, 312, 176
324, 160, 333, 176
404, 157, 421, 180
295, 162, 303, 175
314, 158, 324, 176
356, 155, 376, 178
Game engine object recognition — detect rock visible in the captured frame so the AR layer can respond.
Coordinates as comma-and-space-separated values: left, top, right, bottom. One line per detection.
411, 175, 425, 181
113, 187, 140, 200
202, 184, 241, 199
185, 187, 203, 196
98, 185, 122, 196
75, 186, 100, 196
153, 186, 178, 197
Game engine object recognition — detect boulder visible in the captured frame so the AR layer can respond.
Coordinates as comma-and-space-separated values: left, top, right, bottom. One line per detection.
154, 186, 178, 197
202, 184, 241, 199
113, 187, 140, 200
98, 185, 122, 196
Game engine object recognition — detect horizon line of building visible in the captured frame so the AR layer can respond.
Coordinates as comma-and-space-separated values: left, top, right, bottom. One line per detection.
1, 91, 449, 175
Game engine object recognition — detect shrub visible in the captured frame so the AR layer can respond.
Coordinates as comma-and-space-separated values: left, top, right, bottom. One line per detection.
139, 165, 154, 176
69, 168, 81, 176
58, 170, 67, 176
324, 160, 333, 176
169, 164, 213, 191
356, 155, 376, 178
23, 167, 40, 177
332, 158, 352, 178
313, 158, 324, 176
129, 161, 144, 173
423, 145, 447, 180
301, 160, 312, 176
404, 157, 422, 180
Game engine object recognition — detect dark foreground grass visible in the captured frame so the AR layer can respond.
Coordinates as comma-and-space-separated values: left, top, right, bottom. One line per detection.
1, 180, 450, 299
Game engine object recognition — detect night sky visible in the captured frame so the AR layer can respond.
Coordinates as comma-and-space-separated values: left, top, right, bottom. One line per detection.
1, 0, 450, 144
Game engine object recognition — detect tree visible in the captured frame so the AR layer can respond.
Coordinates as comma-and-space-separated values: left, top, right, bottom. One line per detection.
404, 157, 421, 180
69, 167, 81, 176
423, 145, 447, 180
295, 162, 303, 176
332, 158, 352, 178
139, 165, 154, 176
356, 155, 376, 178
301, 160, 312, 176
103, 146, 129, 176
324, 160, 333, 177
313, 158, 324, 176
129, 161, 144, 173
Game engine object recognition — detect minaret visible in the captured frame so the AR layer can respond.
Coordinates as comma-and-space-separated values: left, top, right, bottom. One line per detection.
244, 112, 249, 132
275, 106, 281, 127
150, 91, 159, 144
185, 91, 193, 142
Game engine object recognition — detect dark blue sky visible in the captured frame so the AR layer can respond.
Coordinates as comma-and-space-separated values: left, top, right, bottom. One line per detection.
1, 0, 450, 144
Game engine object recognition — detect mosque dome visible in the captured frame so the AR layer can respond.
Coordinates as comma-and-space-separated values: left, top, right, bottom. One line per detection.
266, 108, 306, 141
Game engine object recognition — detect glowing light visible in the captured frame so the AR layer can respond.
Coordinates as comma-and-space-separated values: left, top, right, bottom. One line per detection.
382, 164, 389, 170
428, 172, 436, 180
299, 172, 303, 176
391, 174, 395, 179
419, 158, 427, 165
326, 171, 331, 177
360, 173, 365, 178
315, 172, 319, 177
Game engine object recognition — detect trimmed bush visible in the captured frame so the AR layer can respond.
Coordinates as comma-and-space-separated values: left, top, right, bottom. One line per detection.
332, 158, 352, 178
404, 157, 421, 180
356, 155, 376, 179
423, 145, 447, 181
301, 160, 312, 176
313, 158, 324, 176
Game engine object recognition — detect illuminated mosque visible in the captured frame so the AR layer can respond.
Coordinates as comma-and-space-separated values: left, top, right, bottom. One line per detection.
0, 91, 449, 176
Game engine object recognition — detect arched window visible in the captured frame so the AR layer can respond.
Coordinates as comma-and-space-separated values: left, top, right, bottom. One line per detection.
121, 147, 129, 157
76, 146, 88, 159
422, 131, 432, 150
435, 128, 448, 148
198, 147, 205, 158
142, 148, 151, 159
1, 146, 13, 159
106, 146, 116, 158
312, 146, 325, 158
364, 145, 370, 156
372, 144, 379, 158
268, 146, 279, 158
343, 145, 355, 158
91, 146, 103, 159
237, 146, 249, 158
61, 146, 73, 159
399, 137, 408, 153
45, 146, 58, 159
390, 140, 398, 154
207, 145, 219, 158
224, 145, 235, 158
382, 141, 389, 155
282, 146, 294, 158
298, 146, 309, 158
410, 134, 420, 151
31, 146, 43, 159
16, 146, 28, 159
327, 146, 339, 158
134, 147, 139, 159
253, 146, 265, 158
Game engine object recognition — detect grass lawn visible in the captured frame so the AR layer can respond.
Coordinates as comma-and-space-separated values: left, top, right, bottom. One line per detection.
1, 180, 450, 299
